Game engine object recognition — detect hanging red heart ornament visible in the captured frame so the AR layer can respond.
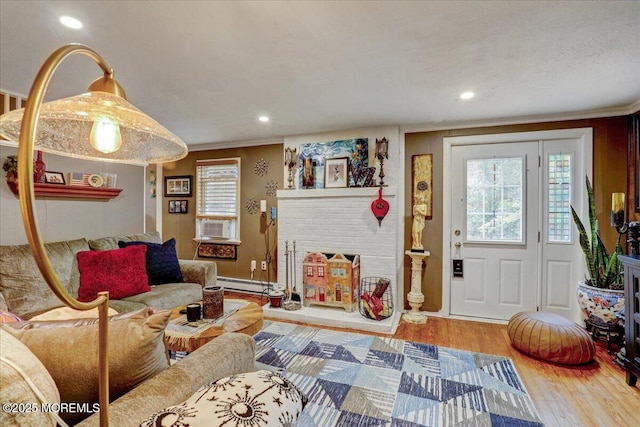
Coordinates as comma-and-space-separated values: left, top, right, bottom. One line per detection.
371, 187, 390, 227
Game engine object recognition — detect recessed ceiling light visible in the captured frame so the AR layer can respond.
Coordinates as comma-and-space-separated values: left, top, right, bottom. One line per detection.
59, 16, 83, 30
258, 116, 269, 122
460, 91, 475, 100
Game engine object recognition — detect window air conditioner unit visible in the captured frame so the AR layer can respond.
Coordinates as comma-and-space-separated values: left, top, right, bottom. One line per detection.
201, 219, 231, 239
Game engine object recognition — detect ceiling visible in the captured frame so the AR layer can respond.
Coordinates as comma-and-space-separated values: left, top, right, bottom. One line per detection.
1, 1, 639, 150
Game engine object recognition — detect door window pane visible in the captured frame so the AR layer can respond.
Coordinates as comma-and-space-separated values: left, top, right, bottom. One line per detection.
466, 157, 523, 242
547, 153, 572, 242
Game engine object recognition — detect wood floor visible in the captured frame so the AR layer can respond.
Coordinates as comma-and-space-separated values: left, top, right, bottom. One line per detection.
226, 291, 640, 427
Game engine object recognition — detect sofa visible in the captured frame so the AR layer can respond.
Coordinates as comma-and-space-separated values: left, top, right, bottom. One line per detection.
0, 231, 215, 319
1, 317, 257, 426
0, 231, 263, 426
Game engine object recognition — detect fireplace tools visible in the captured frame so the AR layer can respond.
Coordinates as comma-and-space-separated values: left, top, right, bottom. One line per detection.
283, 240, 301, 310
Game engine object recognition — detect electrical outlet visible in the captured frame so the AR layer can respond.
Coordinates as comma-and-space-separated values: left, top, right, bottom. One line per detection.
261, 260, 267, 271
250, 259, 256, 272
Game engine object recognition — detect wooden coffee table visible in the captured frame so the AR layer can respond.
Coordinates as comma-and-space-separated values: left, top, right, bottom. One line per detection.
164, 299, 263, 352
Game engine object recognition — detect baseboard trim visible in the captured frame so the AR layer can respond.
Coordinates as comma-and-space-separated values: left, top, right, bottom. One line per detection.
217, 276, 275, 295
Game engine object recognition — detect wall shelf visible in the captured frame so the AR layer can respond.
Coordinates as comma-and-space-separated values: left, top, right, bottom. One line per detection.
8, 182, 122, 200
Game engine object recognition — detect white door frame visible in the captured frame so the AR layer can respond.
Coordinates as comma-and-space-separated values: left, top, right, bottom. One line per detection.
441, 128, 593, 320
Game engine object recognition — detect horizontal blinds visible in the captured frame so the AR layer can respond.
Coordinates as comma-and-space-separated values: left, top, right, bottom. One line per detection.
196, 159, 239, 217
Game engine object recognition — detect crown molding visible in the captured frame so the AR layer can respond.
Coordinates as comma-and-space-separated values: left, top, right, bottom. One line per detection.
629, 99, 640, 115
400, 102, 640, 135
188, 102, 640, 150
187, 137, 284, 151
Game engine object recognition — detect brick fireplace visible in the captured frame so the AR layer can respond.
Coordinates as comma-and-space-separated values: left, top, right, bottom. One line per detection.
267, 126, 403, 334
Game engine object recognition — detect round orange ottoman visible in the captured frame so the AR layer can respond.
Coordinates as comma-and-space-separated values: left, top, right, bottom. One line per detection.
507, 311, 595, 365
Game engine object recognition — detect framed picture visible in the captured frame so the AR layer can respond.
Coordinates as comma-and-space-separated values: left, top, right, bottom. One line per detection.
324, 157, 348, 188
44, 171, 65, 185
168, 200, 188, 214
164, 175, 192, 197
298, 138, 368, 189
412, 154, 433, 219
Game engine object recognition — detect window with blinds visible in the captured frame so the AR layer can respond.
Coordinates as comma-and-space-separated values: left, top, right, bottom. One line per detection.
195, 158, 240, 241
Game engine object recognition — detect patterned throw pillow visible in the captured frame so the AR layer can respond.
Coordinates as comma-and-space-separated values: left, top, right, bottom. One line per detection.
76, 245, 150, 301
118, 238, 184, 285
140, 370, 307, 427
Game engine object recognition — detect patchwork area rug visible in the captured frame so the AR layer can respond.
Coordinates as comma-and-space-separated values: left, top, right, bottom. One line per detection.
254, 321, 544, 427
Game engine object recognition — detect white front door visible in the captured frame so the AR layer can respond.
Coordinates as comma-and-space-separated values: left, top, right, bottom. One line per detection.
443, 129, 592, 322
450, 142, 540, 320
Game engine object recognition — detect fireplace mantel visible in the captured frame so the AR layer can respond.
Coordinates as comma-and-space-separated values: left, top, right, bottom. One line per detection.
277, 186, 397, 200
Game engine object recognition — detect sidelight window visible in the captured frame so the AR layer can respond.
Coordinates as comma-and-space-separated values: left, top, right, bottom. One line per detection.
547, 153, 572, 243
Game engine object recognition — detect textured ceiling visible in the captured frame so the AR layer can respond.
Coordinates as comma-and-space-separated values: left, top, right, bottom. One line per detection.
1, 1, 639, 149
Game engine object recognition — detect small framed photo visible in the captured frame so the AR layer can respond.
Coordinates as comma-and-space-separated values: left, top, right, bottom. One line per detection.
164, 175, 192, 197
44, 171, 66, 185
324, 157, 348, 188
168, 200, 188, 214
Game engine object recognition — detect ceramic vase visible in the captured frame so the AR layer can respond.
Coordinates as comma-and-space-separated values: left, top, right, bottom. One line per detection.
34, 150, 46, 183
576, 280, 625, 327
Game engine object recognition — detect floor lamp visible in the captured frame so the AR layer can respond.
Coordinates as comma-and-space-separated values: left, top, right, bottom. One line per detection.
0, 44, 188, 427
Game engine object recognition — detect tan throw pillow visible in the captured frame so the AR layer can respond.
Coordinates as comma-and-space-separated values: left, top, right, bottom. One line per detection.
88, 231, 162, 251
0, 329, 60, 427
2, 308, 170, 425
0, 238, 89, 318
30, 306, 119, 321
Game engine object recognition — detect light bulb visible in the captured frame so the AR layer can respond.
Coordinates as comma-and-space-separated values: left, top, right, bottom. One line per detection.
90, 118, 122, 153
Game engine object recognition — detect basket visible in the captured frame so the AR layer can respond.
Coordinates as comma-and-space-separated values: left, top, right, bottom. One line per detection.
359, 277, 393, 320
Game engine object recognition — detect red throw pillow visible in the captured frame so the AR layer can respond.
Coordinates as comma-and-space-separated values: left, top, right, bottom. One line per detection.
77, 245, 150, 302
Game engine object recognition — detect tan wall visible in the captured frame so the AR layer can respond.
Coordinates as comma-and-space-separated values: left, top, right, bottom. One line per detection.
404, 116, 629, 312
162, 143, 283, 280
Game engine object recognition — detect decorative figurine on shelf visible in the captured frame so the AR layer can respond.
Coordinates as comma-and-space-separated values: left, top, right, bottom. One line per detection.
411, 204, 427, 251
302, 157, 314, 188
284, 147, 298, 189
375, 137, 389, 187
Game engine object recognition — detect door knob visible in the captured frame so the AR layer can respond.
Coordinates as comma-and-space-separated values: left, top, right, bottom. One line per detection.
455, 242, 462, 248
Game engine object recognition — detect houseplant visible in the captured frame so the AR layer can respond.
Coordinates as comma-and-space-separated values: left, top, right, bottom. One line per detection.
3, 153, 45, 194
2, 155, 19, 194
571, 176, 624, 327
